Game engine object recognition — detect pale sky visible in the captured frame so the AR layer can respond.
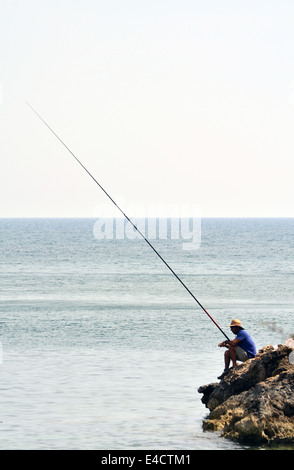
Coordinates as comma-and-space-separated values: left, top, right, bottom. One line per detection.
1, 0, 294, 217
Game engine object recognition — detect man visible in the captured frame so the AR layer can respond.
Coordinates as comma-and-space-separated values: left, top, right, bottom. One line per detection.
218, 319, 256, 377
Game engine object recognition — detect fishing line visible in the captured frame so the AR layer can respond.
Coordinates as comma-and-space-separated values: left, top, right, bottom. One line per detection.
26, 101, 229, 340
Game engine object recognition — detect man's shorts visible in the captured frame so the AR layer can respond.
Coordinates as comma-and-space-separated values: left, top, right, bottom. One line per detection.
236, 346, 249, 362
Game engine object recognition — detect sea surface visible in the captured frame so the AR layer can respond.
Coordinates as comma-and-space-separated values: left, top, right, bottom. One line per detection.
0, 218, 293, 450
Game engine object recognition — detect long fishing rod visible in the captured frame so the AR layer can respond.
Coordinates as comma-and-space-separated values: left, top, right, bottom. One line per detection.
26, 101, 229, 341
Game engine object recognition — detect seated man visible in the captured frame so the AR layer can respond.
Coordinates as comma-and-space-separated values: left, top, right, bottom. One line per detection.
218, 319, 256, 378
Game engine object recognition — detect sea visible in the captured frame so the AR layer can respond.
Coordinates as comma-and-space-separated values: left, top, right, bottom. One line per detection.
0, 217, 293, 451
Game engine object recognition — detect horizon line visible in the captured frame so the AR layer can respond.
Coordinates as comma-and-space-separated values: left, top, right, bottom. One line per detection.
0, 215, 293, 219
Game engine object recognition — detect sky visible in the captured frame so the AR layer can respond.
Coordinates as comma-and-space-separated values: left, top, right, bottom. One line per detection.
0, 0, 294, 218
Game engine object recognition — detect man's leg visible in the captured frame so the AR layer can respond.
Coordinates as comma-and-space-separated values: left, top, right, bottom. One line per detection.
224, 349, 230, 369
225, 344, 237, 368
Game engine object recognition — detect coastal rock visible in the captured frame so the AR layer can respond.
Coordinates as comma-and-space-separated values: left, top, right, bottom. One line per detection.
198, 344, 294, 445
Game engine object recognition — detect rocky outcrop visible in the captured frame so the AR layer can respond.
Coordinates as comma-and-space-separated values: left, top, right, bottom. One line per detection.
198, 344, 294, 445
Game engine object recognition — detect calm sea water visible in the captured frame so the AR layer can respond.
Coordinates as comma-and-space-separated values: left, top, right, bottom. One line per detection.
0, 218, 293, 450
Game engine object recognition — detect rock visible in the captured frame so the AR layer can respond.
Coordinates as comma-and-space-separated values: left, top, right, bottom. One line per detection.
286, 338, 294, 349
198, 345, 294, 445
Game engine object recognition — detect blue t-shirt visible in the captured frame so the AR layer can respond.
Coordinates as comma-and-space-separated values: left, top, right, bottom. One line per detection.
236, 329, 256, 358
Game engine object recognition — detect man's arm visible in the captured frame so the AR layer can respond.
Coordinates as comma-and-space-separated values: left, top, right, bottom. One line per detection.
218, 338, 241, 348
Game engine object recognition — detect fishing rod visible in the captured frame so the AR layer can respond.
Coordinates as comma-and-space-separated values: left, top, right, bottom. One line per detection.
26, 101, 230, 341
